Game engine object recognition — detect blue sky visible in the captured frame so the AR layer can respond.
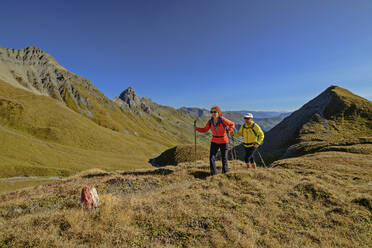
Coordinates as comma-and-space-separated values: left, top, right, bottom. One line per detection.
1, 0, 371, 111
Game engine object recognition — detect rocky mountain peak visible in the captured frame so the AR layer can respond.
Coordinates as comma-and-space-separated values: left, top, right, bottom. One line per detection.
118, 87, 141, 108
0, 46, 60, 68
0, 45, 103, 117
114, 87, 152, 114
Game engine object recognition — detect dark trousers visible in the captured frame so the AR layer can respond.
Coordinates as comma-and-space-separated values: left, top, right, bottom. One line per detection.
244, 147, 256, 163
210, 142, 228, 175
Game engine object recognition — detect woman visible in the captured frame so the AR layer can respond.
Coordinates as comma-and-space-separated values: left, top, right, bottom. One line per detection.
233, 113, 264, 169
195, 106, 235, 175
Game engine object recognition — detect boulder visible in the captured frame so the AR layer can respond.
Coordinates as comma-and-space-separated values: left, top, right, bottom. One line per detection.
80, 186, 99, 210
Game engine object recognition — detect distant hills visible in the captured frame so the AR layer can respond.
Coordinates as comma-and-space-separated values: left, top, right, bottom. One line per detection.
178, 107, 210, 118
179, 107, 290, 131
179, 107, 289, 119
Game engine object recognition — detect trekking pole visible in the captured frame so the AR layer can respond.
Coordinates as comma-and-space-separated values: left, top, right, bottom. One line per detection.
232, 137, 238, 168
229, 136, 235, 170
232, 128, 239, 167
194, 120, 197, 167
256, 149, 267, 168
231, 136, 235, 168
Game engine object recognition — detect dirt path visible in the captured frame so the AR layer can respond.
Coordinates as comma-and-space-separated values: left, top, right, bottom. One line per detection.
0, 176, 62, 182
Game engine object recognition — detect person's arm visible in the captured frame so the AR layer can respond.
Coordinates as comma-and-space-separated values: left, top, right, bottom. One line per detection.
222, 117, 235, 135
233, 124, 243, 138
195, 121, 211, 133
255, 124, 265, 145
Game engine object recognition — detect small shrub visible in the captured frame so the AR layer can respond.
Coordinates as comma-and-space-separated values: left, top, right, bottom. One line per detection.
154, 145, 209, 166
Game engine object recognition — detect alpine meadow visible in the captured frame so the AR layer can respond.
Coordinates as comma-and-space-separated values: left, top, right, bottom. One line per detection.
1, 1, 372, 247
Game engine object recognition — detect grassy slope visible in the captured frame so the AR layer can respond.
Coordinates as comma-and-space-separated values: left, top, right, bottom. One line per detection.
0, 76, 212, 181
71, 82, 209, 148
0, 80, 182, 177
0, 150, 371, 247
261, 86, 372, 163
299, 87, 372, 143
290, 87, 372, 159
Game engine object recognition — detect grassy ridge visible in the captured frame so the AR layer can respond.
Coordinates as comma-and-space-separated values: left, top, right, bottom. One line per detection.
0, 150, 371, 247
299, 87, 372, 143
261, 86, 372, 163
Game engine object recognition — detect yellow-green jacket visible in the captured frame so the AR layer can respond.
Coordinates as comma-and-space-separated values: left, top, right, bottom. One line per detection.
233, 122, 264, 147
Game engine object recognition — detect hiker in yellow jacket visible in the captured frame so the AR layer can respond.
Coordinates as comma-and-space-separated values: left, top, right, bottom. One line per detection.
233, 113, 264, 169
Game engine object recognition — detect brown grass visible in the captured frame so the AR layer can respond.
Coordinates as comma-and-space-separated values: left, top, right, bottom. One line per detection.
0, 151, 371, 247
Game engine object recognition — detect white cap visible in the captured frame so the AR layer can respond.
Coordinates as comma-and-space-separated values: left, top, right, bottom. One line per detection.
244, 113, 253, 118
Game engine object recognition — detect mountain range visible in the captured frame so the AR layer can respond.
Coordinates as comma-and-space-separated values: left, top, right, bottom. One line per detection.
180, 107, 289, 119
0, 46, 371, 247
0, 46, 211, 178
1, 45, 371, 175
0, 45, 295, 178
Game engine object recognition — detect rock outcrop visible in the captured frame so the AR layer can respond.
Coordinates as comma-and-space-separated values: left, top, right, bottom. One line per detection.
113, 87, 152, 114
118, 87, 141, 108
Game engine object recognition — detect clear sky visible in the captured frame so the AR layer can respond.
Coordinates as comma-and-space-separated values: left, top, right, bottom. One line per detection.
1, 0, 371, 111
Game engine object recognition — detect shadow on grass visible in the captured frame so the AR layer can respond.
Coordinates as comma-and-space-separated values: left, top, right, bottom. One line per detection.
190, 170, 210, 180
121, 168, 174, 176
82, 173, 110, 178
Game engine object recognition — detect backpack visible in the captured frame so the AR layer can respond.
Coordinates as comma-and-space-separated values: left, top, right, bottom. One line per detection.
208, 116, 228, 132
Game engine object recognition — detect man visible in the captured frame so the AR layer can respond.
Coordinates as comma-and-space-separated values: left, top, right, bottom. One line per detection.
233, 113, 264, 169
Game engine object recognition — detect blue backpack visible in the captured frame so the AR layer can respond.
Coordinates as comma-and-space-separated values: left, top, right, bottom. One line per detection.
208, 116, 227, 132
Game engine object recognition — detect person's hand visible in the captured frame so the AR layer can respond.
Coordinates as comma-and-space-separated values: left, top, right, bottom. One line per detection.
253, 143, 259, 149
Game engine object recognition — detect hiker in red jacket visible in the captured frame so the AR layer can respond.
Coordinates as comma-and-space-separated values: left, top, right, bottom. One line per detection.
195, 106, 235, 175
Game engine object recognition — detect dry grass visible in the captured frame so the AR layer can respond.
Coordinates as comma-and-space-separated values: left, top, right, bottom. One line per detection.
0, 151, 371, 247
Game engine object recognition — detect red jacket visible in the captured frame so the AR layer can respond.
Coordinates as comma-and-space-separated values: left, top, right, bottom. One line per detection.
196, 117, 235, 144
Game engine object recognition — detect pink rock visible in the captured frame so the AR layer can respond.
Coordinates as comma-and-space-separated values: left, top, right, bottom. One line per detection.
80, 187, 99, 210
